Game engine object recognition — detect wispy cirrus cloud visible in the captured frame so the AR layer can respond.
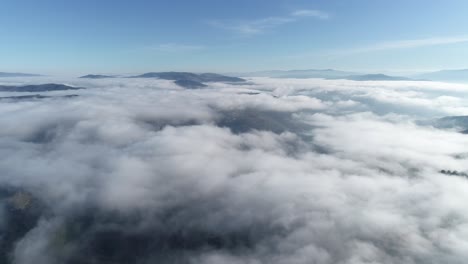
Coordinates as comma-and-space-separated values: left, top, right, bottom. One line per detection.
351, 36, 468, 53
147, 43, 205, 53
286, 36, 468, 60
291, 9, 330, 19
208, 9, 329, 36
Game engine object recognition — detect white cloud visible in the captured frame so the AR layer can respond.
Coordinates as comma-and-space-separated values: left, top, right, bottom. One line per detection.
292, 9, 330, 19
209, 9, 329, 35
351, 36, 468, 53
286, 36, 468, 60
1, 77, 468, 263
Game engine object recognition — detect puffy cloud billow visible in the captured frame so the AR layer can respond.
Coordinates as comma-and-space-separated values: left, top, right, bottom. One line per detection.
1, 77, 468, 263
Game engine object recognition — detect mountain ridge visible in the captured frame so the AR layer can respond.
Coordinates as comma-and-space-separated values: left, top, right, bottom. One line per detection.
131, 72, 246, 88
414, 69, 468, 82
79, 74, 115, 79
0, 83, 83, 92
0, 72, 42, 77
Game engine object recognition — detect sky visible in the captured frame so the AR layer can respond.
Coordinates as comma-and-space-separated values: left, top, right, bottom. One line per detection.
1, 0, 468, 75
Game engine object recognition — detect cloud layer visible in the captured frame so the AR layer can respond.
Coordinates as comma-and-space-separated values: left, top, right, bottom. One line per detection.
1, 77, 468, 263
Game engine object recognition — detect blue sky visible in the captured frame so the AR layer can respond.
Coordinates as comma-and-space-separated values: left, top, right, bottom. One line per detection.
1, 0, 468, 74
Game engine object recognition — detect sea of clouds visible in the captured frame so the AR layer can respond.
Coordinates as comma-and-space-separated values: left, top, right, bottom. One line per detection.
1, 76, 468, 264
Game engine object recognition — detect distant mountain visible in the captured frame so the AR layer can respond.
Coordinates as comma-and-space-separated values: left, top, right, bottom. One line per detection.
134, 72, 200, 80
334, 74, 412, 81
237, 69, 357, 79
79, 74, 114, 79
131, 72, 246, 88
174, 80, 207, 89
236, 70, 418, 81
414, 69, 468, 82
431, 116, 468, 129
0, 94, 79, 101
0, 72, 41, 77
197, 73, 245, 82
419, 115, 468, 134
0, 83, 83, 92
132, 72, 245, 82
